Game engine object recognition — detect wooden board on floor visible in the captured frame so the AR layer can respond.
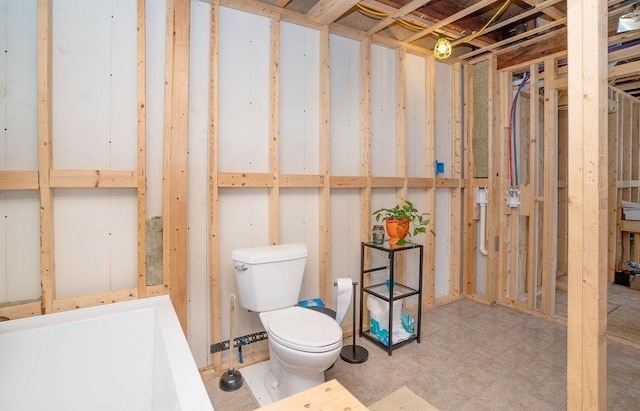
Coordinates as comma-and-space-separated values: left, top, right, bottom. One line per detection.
255, 379, 367, 411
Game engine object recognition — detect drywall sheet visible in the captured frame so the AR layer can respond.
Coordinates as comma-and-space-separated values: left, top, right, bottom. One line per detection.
406, 53, 426, 177
51, 0, 137, 169
329, 34, 360, 176
0, 0, 38, 170
435, 61, 452, 177
370, 44, 397, 177
0, 1, 40, 304
329, 189, 361, 327
217, 6, 270, 173
217, 188, 269, 342
187, 0, 211, 368
54, 189, 137, 299
434, 188, 451, 297
145, 0, 167, 218
280, 189, 320, 300
279, 22, 319, 174
0, 191, 40, 303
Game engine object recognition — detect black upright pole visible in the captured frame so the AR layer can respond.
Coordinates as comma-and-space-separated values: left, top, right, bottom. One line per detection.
340, 281, 368, 363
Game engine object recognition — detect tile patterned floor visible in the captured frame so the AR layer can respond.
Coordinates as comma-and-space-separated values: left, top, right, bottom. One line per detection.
204, 298, 640, 410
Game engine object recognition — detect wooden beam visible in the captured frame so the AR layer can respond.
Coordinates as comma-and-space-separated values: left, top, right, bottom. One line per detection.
268, 15, 280, 245
49, 169, 137, 188
496, 27, 567, 70
424, 54, 436, 307
329, 176, 368, 188
306, 0, 358, 25
452, 0, 564, 46
0, 171, 39, 190
163, 0, 190, 334
609, 60, 640, 81
37, 0, 55, 315
541, 57, 558, 316
608, 44, 640, 64
209, 0, 222, 371
521, 0, 566, 20
462, 18, 567, 61
449, 62, 463, 297
280, 174, 324, 187
217, 172, 275, 187
403, 0, 499, 43
359, 0, 491, 49
360, 37, 372, 244
137, 0, 147, 299
366, 0, 434, 34
318, 26, 331, 306
615, 80, 640, 92
566, 0, 608, 408
370, 177, 406, 188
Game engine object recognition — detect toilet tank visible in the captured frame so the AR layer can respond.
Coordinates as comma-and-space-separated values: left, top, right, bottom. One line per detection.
232, 243, 308, 312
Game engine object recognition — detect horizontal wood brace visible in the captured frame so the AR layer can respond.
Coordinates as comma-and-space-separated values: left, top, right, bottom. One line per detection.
49, 169, 137, 188
371, 176, 405, 188
621, 220, 640, 233
0, 170, 39, 190
434, 178, 464, 188
617, 180, 640, 188
217, 172, 275, 187
407, 177, 433, 187
279, 174, 324, 187
329, 176, 368, 188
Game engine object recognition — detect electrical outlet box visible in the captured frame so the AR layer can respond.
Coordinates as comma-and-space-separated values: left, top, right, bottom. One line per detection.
506, 188, 520, 208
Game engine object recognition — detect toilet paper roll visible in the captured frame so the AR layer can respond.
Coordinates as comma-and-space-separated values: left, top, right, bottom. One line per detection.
335, 277, 353, 324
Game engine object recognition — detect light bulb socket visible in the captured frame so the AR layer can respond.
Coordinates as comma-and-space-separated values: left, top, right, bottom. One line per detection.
434, 36, 452, 60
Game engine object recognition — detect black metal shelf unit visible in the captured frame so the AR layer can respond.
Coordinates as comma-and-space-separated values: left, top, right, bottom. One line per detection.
359, 241, 423, 355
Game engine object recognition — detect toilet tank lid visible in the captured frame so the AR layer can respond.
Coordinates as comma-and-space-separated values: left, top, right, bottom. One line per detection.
232, 243, 307, 264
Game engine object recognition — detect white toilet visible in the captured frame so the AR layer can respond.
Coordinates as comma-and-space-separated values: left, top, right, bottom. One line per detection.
232, 243, 343, 403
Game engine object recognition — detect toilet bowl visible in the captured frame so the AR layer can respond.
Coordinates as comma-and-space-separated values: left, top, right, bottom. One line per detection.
232, 243, 344, 404
259, 307, 343, 400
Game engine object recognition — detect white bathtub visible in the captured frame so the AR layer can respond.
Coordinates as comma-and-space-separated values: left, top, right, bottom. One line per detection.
0, 296, 213, 411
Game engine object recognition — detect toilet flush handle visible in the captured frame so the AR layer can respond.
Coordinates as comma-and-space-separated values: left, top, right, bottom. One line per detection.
235, 264, 248, 271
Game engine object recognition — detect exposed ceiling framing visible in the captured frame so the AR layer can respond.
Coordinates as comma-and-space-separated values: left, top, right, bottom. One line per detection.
245, 0, 640, 95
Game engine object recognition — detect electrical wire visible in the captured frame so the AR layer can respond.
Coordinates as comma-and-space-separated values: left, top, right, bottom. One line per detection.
461, 0, 511, 44
355, 4, 425, 32
510, 72, 530, 187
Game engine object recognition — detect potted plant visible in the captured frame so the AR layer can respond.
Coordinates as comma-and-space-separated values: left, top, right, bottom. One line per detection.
372, 200, 433, 247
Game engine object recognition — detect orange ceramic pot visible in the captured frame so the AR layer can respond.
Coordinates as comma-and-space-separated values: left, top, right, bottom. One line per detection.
385, 219, 410, 247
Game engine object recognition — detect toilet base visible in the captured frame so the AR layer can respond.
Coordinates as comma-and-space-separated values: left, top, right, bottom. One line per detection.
239, 361, 273, 407
240, 359, 327, 407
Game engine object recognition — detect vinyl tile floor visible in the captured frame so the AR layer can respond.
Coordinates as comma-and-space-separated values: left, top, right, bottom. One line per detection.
204, 298, 640, 410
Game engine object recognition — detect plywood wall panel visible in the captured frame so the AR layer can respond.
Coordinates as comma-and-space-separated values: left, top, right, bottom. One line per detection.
329, 34, 360, 176
279, 22, 319, 174
217, 7, 270, 173
187, 0, 211, 368
51, 0, 136, 169
0, 0, 38, 170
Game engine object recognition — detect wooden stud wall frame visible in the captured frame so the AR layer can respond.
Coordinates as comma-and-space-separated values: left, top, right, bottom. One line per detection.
3, 0, 465, 375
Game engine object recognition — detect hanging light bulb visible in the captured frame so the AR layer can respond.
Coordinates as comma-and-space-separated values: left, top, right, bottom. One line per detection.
434, 36, 452, 60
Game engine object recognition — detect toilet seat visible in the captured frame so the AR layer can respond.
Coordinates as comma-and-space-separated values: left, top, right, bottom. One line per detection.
265, 307, 342, 353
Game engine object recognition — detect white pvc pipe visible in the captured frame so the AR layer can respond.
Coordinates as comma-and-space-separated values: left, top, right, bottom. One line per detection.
478, 203, 489, 256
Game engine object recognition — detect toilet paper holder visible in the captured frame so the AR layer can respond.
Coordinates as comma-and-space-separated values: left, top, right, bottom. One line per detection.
334, 279, 368, 364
